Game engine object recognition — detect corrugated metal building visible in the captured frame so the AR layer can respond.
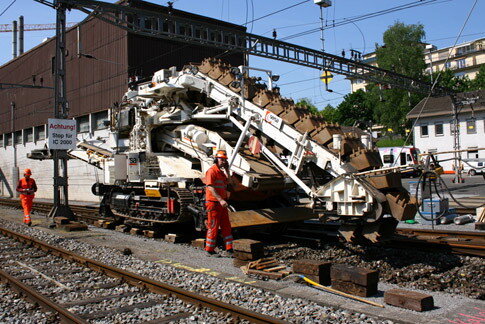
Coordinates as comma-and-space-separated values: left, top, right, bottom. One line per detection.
0, 0, 244, 135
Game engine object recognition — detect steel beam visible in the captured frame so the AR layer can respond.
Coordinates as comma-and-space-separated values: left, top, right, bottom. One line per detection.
35, 0, 449, 96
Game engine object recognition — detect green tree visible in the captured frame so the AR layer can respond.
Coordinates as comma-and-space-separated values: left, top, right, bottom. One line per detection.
371, 21, 427, 133
320, 104, 338, 123
296, 98, 339, 123
471, 64, 485, 90
296, 97, 320, 115
430, 69, 472, 92
335, 89, 375, 126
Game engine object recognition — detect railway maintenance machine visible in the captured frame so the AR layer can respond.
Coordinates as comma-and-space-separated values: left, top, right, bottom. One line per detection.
88, 58, 417, 242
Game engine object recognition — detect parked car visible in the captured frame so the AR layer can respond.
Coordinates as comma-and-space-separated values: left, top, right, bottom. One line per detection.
462, 159, 485, 176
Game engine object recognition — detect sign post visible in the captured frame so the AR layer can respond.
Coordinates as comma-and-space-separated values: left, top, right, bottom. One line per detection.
48, 119, 76, 150
48, 1, 75, 222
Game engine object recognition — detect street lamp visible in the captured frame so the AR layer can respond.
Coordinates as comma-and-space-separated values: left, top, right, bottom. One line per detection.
425, 44, 436, 82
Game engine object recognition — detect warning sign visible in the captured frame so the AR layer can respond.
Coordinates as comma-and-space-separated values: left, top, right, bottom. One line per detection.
320, 71, 333, 84
48, 118, 77, 150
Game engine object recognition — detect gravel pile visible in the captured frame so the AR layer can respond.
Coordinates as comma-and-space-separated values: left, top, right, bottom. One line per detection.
267, 241, 485, 300
0, 218, 392, 324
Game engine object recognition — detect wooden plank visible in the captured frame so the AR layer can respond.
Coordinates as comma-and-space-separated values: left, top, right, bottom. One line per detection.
247, 269, 284, 280
234, 250, 264, 261
331, 280, 377, 297
331, 264, 379, 287
293, 259, 331, 276
384, 289, 434, 312
233, 239, 264, 253
263, 265, 286, 272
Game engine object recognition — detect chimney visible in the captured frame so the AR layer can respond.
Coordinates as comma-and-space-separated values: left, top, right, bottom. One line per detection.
19, 16, 24, 55
12, 20, 18, 59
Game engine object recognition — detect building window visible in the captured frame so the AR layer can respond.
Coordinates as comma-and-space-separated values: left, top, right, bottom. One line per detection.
450, 120, 459, 135
14, 131, 22, 145
428, 148, 437, 154
92, 111, 109, 130
420, 125, 429, 137
383, 155, 394, 164
467, 149, 479, 159
466, 119, 476, 134
456, 45, 475, 55
24, 128, 33, 143
6, 133, 12, 146
0, 135, 3, 148
456, 59, 466, 69
435, 123, 443, 136
35, 125, 46, 141
444, 61, 451, 69
77, 115, 90, 133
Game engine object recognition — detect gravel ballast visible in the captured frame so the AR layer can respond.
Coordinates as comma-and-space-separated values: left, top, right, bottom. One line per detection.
0, 216, 390, 324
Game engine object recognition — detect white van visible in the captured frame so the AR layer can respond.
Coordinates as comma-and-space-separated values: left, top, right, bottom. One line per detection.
378, 146, 421, 177
462, 159, 485, 176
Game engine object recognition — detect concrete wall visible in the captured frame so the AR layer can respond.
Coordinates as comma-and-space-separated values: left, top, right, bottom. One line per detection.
413, 111, 485, 172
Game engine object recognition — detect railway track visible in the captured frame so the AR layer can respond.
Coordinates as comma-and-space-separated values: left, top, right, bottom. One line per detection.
0, 225, 284, 323
285, 220, 485, 258
0, 198, 483, 257
392, 228, 485, 257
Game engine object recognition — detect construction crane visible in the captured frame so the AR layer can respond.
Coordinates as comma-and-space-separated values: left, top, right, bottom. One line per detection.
0, 22, 77, 32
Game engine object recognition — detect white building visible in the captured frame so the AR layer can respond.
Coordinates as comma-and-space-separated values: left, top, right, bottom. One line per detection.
407, 90, 485, 173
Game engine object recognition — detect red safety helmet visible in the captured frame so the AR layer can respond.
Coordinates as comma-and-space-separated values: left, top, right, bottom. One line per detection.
215, 150, 228, 159
24, 168, 32, 176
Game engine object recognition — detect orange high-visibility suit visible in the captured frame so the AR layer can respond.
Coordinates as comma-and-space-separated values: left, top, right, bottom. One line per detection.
16, 173, 37, 225
205, 164, 233, 252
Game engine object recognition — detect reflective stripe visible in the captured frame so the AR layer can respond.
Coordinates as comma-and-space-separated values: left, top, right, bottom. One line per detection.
211, 185, 226, 189
214, 180, 225, 183
224, 235, 233, 240
206, 243, 216, 247
206, 238, 216, 243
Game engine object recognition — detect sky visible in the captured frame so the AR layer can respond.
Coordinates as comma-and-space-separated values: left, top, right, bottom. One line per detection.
0, 0, 483, 108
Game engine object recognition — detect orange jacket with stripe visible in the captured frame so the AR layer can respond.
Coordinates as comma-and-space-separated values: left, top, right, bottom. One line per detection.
16, 177, 37, 195
205, 164, 228, 202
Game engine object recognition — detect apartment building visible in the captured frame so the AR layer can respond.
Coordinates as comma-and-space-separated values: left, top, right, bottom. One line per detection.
350, 38, 485, 92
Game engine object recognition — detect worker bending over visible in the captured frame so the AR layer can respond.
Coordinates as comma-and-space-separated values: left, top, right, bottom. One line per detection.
205, 150, 234, 256
16, 168, 37, 226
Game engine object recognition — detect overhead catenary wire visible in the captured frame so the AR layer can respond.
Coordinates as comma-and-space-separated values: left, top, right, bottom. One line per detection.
0, 0, 16, 17
279, 0, 449, 42
242, 0, 308, 26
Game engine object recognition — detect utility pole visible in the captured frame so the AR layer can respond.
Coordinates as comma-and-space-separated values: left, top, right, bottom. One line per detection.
11, 102, 19, 197
315, 0, 332, 92
48, 0, 75, 221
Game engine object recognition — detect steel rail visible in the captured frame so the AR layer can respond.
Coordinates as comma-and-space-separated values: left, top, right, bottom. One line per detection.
396, 228, 484, 240
0, 268, 87, 323
0, 226, 286, 324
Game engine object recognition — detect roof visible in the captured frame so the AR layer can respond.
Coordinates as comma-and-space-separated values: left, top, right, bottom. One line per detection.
407, 89, 485, 119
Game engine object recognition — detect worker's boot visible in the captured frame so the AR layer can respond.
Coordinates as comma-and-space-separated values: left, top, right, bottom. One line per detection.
206, 250, 220, 258
220, 249, 234, 258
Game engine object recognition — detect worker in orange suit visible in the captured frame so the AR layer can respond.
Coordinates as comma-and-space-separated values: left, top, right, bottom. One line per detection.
205, 150, 233, 256
16, 169, 37, 226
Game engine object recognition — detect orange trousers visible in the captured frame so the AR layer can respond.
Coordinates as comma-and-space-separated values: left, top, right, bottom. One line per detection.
205, 201, 233, 252
20, 194, 34, 224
